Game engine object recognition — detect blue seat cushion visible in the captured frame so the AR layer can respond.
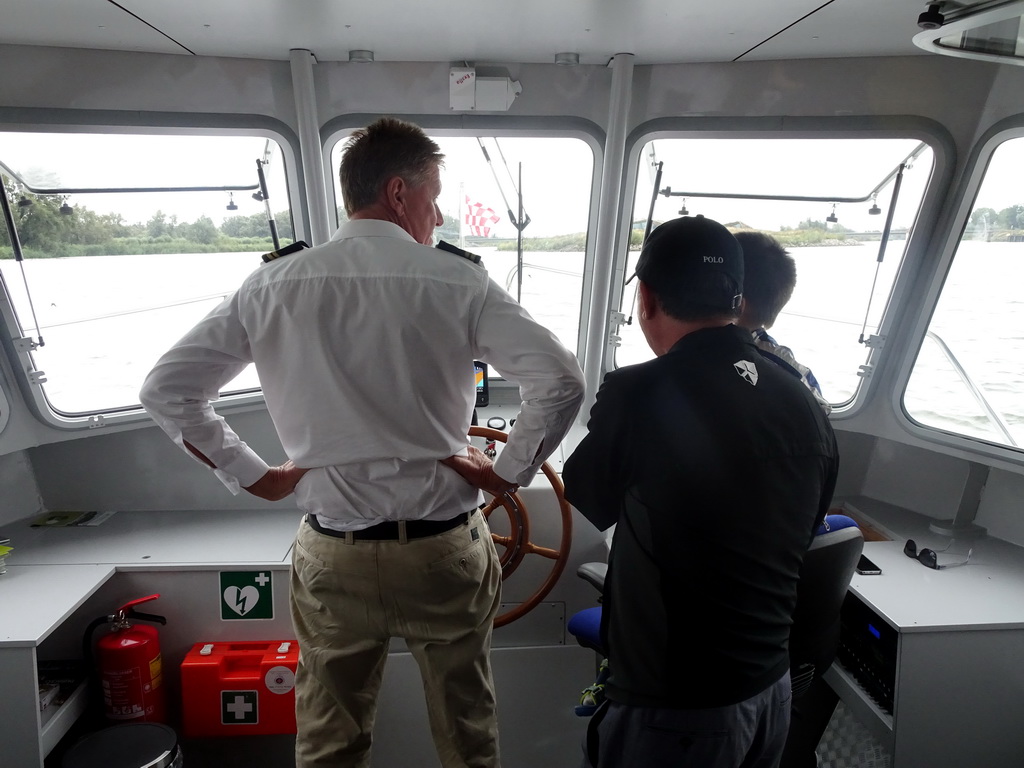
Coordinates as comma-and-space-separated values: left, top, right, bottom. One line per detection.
816, 513, 858, 536
568, 606, 603, 651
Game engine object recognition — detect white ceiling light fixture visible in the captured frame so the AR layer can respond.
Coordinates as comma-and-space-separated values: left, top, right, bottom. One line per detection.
554, 52, 580, 66
348, 49, 374, 63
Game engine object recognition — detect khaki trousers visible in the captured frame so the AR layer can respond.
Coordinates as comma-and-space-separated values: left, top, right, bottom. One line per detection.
290, 510, 502, 768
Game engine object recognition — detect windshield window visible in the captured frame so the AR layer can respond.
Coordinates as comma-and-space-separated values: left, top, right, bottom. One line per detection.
904, 135, 1024, 448
328, 133, 595, 357
1, 128, 592, 420
617, 136, 933, 408
0, 130, 292, 415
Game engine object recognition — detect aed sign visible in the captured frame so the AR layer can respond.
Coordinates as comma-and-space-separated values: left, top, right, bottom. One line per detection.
220, 571, 274, 620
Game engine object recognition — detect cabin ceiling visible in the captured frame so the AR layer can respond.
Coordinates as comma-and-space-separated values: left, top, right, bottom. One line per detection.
1, 0, 959, 65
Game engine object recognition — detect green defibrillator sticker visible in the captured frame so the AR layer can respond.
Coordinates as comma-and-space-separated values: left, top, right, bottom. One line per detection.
220, 571, 274, 620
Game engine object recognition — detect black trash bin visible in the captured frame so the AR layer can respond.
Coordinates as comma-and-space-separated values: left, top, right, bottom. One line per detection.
62, 722, 182, 768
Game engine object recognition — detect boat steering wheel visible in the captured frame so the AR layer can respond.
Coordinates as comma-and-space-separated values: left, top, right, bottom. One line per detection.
469, 426, 573, 627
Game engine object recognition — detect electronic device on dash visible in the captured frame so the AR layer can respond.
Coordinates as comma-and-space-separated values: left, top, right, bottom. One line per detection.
474, 361, 489, 407
856, 554, 882, 575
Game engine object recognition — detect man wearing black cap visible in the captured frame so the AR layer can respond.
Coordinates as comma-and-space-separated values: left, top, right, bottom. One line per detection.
563, 215, 838, 768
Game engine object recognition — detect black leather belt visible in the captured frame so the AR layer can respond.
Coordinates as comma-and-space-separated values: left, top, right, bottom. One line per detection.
307, 511, 470, 541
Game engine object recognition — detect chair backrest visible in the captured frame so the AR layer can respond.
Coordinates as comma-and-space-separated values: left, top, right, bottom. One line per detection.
577, 562, 607, 593
789, 514, 864, 697
567, 562, 609, 652
568, 515, 865, 695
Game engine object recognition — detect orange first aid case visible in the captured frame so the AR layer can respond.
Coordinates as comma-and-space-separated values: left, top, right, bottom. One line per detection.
180, 640, 299, 737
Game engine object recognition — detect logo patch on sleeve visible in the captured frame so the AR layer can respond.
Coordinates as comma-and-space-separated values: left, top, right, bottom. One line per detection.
734, 360, 759, 386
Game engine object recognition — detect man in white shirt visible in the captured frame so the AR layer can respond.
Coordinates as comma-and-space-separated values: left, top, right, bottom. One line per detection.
140, 116, 584, 768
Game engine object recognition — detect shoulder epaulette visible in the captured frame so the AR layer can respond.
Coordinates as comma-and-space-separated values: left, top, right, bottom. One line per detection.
436, 239, 482, 265
261, 240, 310, 264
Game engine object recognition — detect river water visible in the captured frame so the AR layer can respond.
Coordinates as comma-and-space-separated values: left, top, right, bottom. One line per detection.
2, 241, 1021, 445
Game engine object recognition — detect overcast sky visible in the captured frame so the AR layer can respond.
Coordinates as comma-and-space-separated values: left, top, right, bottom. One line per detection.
4, 130, 1022, 240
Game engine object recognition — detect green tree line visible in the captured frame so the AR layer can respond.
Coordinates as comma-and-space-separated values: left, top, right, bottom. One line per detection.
494, 218, 862, 252
968, 206, 1024, 231
5, 180, 1024, 259
1, 183, 297, 259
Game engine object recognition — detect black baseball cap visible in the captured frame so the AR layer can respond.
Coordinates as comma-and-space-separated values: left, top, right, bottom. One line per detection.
627, 215, 743, 311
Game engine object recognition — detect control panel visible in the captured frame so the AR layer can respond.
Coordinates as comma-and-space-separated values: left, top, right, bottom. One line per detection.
836, 592, 898, 714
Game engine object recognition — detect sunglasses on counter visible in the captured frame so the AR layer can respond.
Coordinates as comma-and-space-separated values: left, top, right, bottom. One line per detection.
904, 539, 973, 570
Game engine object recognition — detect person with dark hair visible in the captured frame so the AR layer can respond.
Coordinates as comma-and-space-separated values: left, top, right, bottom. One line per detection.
141, 116, 584, 768
563, 215, 838, 768
732, 233, 837, 766
733, 230, 830, 413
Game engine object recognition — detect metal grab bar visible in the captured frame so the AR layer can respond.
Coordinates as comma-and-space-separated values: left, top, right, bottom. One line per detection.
925, 330, 1018, 446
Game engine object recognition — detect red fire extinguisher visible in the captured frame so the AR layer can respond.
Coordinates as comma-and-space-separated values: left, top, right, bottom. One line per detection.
84, 594, 168, 723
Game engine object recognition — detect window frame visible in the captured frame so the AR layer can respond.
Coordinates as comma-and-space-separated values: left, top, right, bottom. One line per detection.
321, 114, 604, 383
613, 116, 955, 420
0, 110, 303, 431
895, 118, 1024, 461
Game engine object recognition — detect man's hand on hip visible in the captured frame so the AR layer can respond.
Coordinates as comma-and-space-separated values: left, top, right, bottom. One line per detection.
244, 461, 310, 501
441, 446, 518, 496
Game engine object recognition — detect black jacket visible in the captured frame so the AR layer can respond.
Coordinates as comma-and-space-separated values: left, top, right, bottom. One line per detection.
563, 324, 838, 708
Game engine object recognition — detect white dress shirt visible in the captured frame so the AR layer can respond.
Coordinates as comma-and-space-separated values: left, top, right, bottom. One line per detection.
140, 219, 584, 530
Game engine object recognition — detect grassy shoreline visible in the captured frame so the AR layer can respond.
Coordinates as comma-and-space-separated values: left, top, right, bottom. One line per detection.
6, 227, 1019, 259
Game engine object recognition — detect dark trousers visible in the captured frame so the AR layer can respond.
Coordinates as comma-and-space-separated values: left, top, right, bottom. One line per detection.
582, 672, 792, 768
780, 676, 839, 768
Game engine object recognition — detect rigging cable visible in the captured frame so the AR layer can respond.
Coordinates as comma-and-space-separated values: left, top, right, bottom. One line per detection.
733, 0, 839, 61
476, 138, 530, 302
104, 0, 197, 55
477, 139, 521, 229
494, 140, 532, 230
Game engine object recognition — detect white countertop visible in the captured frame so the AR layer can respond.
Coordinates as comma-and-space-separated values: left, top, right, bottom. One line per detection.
843, 497, 1024, 632
0, 508, 302, 566
0, 564, 115, 646
0, 509, 301, 647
